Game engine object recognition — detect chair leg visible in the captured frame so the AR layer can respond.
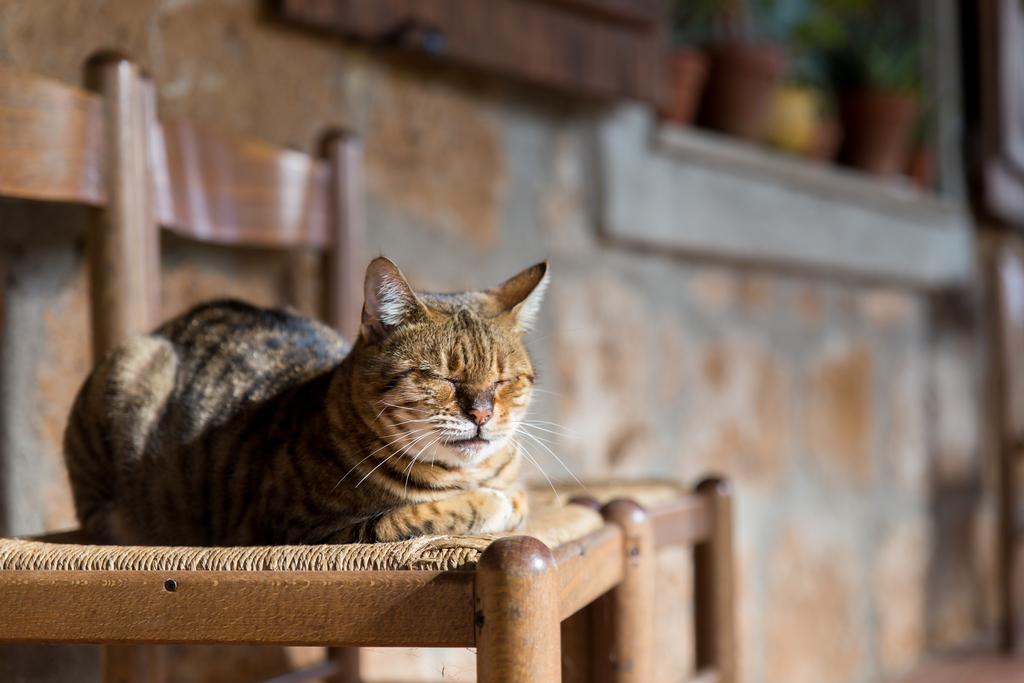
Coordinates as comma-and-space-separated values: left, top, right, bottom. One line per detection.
694, 477, 737, 683
326, 646, 361, 683
102, 644, 166, 683
475, 536, 561, 683
591, 499, 656, 683
560, 608, 591, 683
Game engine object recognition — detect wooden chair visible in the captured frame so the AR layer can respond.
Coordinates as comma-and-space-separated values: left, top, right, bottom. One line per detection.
0, 55, 736, 683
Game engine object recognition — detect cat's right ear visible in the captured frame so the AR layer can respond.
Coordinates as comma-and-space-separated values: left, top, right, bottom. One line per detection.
361, 257, 426, 343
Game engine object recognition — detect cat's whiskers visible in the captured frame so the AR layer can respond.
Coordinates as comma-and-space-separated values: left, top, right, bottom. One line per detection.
519, 423, 575, 440
367, 425, 435, 458
518, 427, 590, 494
353, 449, 406, 489
394, 429, 445, 495
332, 426, 435, 490
519, 428, 557, 446
521, 419, 578, 437
512, 438, 558, 498
353, 425, 439, 489
402, 433, 445, 498
393, 428, 439, 462
384, 416, 436, 429
401, 456, 419, 498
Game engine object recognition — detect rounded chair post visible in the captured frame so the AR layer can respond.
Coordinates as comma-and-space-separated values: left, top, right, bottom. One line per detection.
475, 536, 561, 683
592, 498, 656, 683
694, 477, 736, 683
84, 51, 160, 361
319, 128, 365, 342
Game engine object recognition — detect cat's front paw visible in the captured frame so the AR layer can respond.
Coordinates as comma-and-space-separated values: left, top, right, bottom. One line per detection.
370, 487, 527, 541
468, 487, 526, 534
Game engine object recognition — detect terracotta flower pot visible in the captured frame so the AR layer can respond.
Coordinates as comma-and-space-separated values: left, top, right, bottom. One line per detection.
837, 90, 918, 176
698, 43, 786, 141
661, 48, 710, 125
810, 118, 843, 163
906, 147, 936, 189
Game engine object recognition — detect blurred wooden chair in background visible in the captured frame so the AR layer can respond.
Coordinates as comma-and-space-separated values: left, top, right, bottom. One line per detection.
0, 54, 736, 683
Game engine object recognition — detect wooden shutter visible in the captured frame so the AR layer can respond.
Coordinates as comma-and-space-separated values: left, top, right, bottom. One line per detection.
976, 0, 1024, 227
276, 0, 667, 103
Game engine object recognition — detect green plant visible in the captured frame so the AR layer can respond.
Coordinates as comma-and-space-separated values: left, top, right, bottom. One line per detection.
671, 0, 747, 43
911, 104, 936, 149
792, 0, 920, 92
838, 41, 919, 91
669, 0, 921, 93
671, 0, 778, 44
670, 0, 721, 45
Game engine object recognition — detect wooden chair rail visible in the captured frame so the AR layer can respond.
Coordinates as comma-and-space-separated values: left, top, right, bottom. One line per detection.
552, 523, 624, 620
0, 568, 477, 647
649, 492, 712, 548
0, 63, 105, 205
0, 62, 339, 251
153, 118, 332, 249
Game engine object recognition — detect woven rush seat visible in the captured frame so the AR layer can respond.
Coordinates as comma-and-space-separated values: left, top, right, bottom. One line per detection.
0, 481, 682, 573
529, 478, 684, 508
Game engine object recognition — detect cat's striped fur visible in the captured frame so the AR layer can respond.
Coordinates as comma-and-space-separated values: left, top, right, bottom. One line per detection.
63, 257, 548, 546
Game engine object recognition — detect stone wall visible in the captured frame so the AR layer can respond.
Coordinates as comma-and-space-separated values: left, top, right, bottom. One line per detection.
0, 1, 990, 682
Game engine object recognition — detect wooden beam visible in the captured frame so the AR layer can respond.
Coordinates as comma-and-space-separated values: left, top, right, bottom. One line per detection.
533, 0, 662, 26
278, 0, 665, 102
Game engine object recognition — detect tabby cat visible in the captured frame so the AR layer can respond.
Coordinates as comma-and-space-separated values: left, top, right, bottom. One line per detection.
63, 257, 548, 546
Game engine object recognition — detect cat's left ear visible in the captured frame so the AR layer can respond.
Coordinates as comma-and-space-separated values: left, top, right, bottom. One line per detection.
361, 257, 427, 343
490, 261, 550, 332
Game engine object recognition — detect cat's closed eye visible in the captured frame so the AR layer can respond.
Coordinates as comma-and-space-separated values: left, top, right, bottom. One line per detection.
411, 369, 452, 383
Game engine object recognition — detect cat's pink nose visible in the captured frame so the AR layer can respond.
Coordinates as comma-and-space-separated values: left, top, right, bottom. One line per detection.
469, 406, 492, 425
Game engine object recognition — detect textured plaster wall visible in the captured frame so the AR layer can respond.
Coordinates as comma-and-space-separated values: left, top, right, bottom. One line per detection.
0, 1, 989, 682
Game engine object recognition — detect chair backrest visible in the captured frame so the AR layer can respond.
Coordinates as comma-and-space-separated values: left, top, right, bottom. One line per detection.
0, 63, 105, 206
0, 54, 365, 361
